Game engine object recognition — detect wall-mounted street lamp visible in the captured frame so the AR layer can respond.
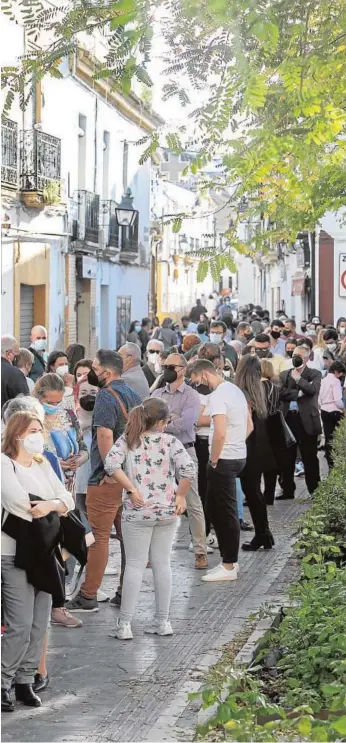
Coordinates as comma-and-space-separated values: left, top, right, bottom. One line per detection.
116, 188, 138, 227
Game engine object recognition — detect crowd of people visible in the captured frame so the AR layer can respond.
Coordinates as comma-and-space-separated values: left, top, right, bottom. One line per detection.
1, 299, 346, 712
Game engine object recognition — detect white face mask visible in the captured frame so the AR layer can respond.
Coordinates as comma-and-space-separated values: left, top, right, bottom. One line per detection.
326, 343, 337, 353
56, 365, 69, 378
210, 333, 222, 345
33, 338, 47, 352
20, 432, 45, 455
339, 327, 346, 336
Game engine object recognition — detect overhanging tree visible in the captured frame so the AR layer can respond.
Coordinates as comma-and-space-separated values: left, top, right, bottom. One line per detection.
2, 0, 346, 270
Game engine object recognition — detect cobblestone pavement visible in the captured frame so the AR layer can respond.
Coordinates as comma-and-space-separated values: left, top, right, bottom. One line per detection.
2, 476, 312, 743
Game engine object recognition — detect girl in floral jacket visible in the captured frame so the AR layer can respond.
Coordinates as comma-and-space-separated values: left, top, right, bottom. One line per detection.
104, 397, 195, 640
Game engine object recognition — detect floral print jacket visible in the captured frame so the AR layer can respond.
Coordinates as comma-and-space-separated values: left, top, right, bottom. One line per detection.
105, 432, 196, 521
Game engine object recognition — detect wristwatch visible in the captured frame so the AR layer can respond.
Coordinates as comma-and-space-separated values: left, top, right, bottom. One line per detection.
208, 460, 218, 468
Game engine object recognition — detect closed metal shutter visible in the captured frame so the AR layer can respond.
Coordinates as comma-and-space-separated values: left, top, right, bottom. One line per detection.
20, 284, 34, 346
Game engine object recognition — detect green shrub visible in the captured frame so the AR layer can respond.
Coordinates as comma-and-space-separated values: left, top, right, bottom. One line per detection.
193, 418, 346, 742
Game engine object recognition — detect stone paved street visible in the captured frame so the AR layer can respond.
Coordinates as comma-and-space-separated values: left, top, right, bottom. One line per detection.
2, 479, 311, 743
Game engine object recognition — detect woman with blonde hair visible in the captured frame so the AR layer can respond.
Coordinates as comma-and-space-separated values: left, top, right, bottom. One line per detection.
311, 327, 327, 371
104, 398, 196, 640
1, 411, 73, 711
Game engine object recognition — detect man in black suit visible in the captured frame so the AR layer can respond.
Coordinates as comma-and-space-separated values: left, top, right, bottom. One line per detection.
1, 335, 29, 408
278, 338, 322, 499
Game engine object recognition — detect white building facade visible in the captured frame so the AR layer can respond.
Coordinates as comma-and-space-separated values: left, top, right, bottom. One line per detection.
1, 17, 162, 354
235, 212, 346, 325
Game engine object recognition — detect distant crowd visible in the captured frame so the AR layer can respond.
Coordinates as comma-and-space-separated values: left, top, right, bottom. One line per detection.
1, 296, 345, 712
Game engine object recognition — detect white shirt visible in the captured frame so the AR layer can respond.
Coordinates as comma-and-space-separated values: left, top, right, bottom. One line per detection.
1, 454, 74, 555
197, 393, 211, 437
209, 382, 248, 460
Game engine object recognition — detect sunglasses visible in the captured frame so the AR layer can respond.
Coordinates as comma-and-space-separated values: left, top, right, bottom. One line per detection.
163, 364, 185, 371
148, 349, 160, 354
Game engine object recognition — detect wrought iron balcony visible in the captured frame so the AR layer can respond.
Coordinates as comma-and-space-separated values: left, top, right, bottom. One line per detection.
100, 199, 119, 250
1, 118, 18, 188
119, 216, 139, 262
75, 190, 100, 245
20, 129, 61, 192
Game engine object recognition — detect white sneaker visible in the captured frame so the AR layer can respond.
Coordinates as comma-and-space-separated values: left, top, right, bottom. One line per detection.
206, 534, 219, 548
104, 566, 118, 576
202, 564, 238, 582
189, 541, 213, 554
111, 620, 133, 640
145, 620, 173, 636
97, 589, 110, 602
206, 562, 239, 574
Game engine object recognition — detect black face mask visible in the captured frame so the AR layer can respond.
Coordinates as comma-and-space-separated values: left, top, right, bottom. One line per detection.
286, 350, 294, 358
244, 332, 253, 341
163, 367, 178, 384
270, 330, 281, 340
87, 369, 106, 388
79, 395, 96, 411
292, 355, 304, 368
195, 383, 210, 396
255, 348, 271, 358
282, 329, 291, 337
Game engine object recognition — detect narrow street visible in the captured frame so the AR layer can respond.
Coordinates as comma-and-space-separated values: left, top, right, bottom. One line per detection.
2, 478, 310, 743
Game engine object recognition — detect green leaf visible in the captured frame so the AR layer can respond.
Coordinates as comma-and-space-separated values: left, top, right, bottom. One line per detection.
332, 716, 346, 736
297, 716, 312, 736
197, 261, 209, 283
172, 217, 182, 233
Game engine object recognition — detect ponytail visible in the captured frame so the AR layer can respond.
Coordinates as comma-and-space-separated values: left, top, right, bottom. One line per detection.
125, 406, 147, 450
124, 398, 170, 450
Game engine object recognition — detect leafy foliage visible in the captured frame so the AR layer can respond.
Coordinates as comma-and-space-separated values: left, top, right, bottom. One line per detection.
2, 0, 346, 256
191, 419, 346, 742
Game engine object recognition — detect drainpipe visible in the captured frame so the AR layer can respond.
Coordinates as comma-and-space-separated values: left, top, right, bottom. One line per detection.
310, 231, 316, 318
93, 96, 98, 194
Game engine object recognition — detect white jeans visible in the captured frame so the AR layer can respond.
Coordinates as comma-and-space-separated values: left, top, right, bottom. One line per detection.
120, 518, 177, 624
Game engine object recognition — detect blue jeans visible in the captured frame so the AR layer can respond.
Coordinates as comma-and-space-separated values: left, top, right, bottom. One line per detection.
236, 478, 244, 521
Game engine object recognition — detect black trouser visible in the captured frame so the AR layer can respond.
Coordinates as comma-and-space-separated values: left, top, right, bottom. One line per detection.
281, 412, 320, 495
195, 436, 211, 536
206, 458, 245, 563
240, 466, 271, 539
321, 410, 343, 469
262, 470, 278, 506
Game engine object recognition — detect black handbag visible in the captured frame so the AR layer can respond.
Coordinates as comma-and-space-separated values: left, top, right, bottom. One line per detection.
60, 508, 87, 567
267, 410, 296, 449
266, 383, 296, 450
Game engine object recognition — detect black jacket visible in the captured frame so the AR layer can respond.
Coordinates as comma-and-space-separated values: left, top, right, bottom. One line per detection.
1, 358, 29, 409
190, 304, 207, 323
2, 501, 86, 605
142, 363, 156, 388
28, 347, 46, 382
279, 366, 322, 436
221, 342, 238, 371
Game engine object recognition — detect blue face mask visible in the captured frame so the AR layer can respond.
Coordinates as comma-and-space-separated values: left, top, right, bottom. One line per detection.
135, 325, 141, 333
43, 402, 61, 415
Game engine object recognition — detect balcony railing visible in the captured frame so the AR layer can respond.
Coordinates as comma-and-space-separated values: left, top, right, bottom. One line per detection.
20, 129, 61, 192
100, 199, 119, 250
119, 215, 139, 261
1, 118, 18, 188
121, 238, 139, 254
75, 190, 100, 244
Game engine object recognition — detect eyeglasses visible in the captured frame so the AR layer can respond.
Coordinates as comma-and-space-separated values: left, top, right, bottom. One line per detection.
148, 349, 160, 354
163, 364, 185, 371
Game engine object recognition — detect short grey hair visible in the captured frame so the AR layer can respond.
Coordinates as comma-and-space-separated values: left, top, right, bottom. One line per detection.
121, 342, 141, 364
18, 348, 34, 368
147, 339, 164, 353
33, 372, 64, 400
2, 394, 45, 424
1, 335, 18, 355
